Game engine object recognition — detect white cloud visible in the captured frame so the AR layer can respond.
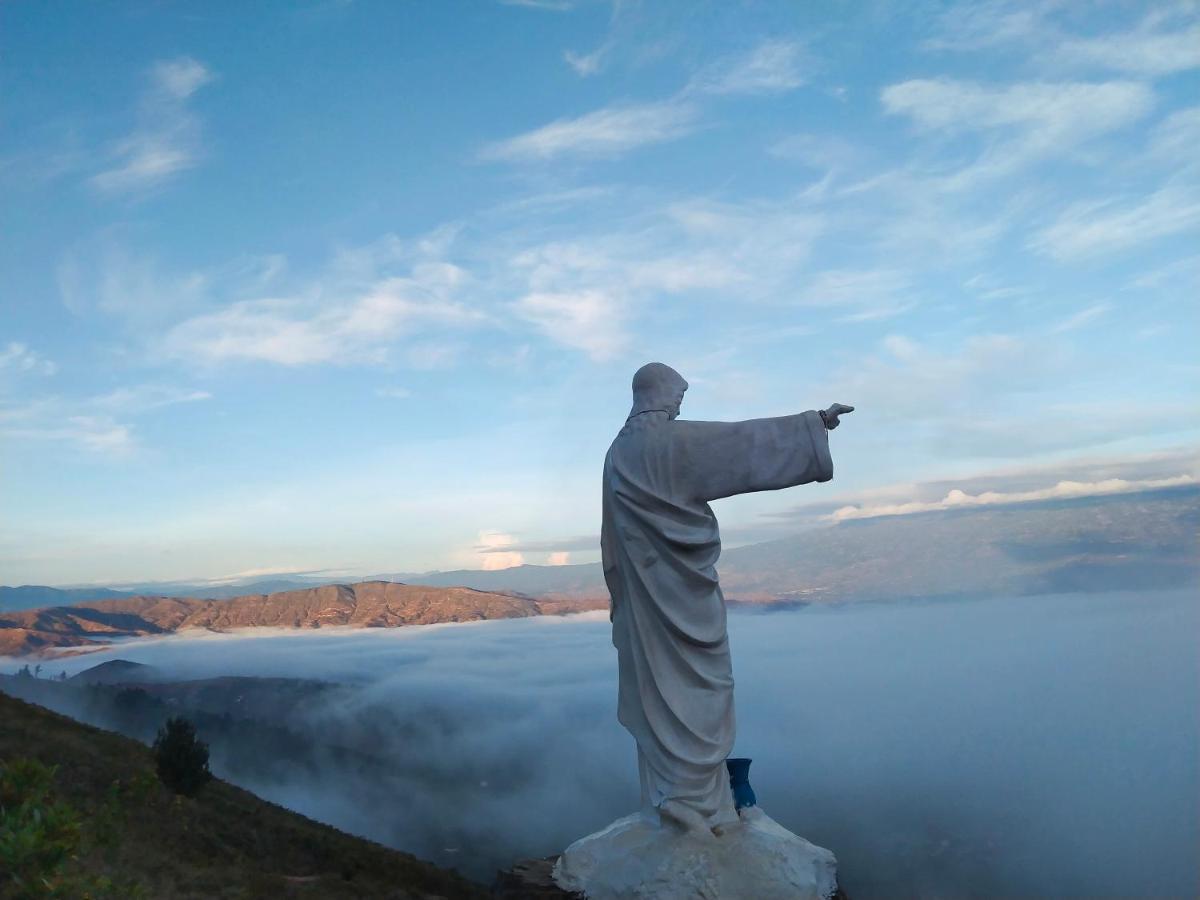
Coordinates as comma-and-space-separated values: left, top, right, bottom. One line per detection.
924, 3, 1200, 77
874, 77, 1156, 206
769, 134, 861, 171
476, 531, 525, 570
479, 100, 699, 162
498, 0, 575, 8
0, 384, 209, 457
515, 289, 624, 360
797, 269, 912, 320
152, 57, 213, 100
564, 43, 611, 77
1057, 21, 1200, 76
487, 39, 804, 163
57, 241, 284, 326
503, 198, 822, 358
93, 385, 212, 413
923, 0, 1047, 51
375, 386, 412, 400
1032, 184, 1200, 260
1149, 106, 1200, 165
1, 414, 136, 458
693, 39, 807, 95
91, 56, 213, 193
0, 342, 56, 376
826, 332, 1061, 437
547, 551, 571, 566
882, 78, 1153, 145
829, 475, 1196, 522
1050, 303, 1111, 333
164, 268, 482, 366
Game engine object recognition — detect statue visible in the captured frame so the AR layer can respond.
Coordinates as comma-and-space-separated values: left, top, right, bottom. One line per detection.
554, 362, 851, 900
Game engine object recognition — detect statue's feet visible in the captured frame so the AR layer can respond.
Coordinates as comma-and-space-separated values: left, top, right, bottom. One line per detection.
658, 799, 716, 838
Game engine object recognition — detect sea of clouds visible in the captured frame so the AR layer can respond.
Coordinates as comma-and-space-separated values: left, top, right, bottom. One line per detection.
16, 588, 1198, 898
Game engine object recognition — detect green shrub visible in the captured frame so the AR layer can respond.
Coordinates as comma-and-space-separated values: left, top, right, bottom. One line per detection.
0, 758, 82, 897
0, 758, 140, 898
152, 716, 212, 797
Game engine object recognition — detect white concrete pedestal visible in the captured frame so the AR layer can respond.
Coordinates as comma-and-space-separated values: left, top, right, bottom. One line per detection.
552, 806, 838, 900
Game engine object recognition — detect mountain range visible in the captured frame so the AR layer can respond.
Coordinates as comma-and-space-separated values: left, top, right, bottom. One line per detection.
0, 582, 606, 657
3, 485, 1196, 658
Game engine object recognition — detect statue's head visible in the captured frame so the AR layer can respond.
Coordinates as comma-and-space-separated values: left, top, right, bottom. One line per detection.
629, 362, 688, 420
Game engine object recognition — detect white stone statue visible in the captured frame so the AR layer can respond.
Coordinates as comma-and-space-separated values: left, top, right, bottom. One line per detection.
554, 362, 852, 900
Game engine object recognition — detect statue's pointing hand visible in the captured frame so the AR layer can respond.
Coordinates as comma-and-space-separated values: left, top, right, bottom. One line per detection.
820, 403, 854, 430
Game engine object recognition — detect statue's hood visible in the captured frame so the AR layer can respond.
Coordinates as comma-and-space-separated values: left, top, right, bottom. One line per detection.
628, 362, 688, 420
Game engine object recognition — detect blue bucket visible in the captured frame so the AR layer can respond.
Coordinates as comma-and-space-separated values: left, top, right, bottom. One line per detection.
725, 757, 757, 811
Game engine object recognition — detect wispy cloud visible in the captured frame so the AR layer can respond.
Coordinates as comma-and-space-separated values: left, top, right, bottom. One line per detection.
0, 383, 210, 457
93, 385, 212, 413
923, 0, 1048, 51
0, 342, 57, 376
1031, 183, 1200, 260
498, 0, 575, 9
504, 197, 822, 358
375, 386, 412, 400
797, 269, 912, 321
925, 3, 1200, 76
1056, 16, 1200, 76
819, 331, 1073, 457
691, 39, 808, 95
490, 37, 808, 162
478, 534, 599, 554
91, 57, 213, 193
165, 274, 481, 366
564, 42, 613, 76
1149, 105, 1200, 165
479, 100, 699, 162
882, 78, 1153, 155
485, 36, 808, 163
0, 411, 136, 458
1050, 302, 1111, 333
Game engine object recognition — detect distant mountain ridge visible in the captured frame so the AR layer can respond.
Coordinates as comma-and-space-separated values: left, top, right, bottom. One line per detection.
4, 486, 1196, 658
0, 582, 606, 658
377, 485, 1200, 601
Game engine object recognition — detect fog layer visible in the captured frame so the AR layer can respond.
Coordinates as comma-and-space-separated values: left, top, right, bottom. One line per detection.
17, 590, 1198, 898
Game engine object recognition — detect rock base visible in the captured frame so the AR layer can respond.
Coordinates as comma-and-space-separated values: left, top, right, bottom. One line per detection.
551, 807, 839, 900
493, 856, 582, 898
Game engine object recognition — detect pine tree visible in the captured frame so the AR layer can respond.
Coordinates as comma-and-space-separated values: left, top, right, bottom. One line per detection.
152, 717, 212, 797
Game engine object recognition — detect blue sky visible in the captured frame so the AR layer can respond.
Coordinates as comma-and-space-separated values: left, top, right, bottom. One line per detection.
2, 0, 1197, 586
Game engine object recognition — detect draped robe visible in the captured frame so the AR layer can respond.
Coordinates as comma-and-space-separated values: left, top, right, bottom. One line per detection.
601, 409, 833, 829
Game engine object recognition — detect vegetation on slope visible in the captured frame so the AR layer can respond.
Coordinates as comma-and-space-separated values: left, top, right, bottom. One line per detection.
0, 692, 486, 899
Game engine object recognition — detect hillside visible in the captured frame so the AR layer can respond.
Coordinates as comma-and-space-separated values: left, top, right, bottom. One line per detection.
0, 691, 485, 898
0, 581, 604, 657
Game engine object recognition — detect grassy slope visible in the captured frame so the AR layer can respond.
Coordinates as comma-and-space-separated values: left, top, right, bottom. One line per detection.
0, 692, 487, 899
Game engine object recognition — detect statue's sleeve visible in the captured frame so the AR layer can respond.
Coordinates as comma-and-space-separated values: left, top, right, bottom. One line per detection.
600, 464, 620, 623
671, 411, 833, 502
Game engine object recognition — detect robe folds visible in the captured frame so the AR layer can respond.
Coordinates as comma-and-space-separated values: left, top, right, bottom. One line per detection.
601, 409, 833, 829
